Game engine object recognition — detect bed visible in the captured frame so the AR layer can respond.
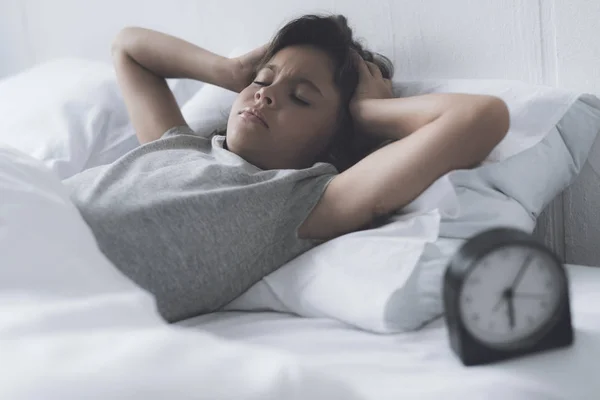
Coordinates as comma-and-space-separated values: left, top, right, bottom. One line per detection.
184, 263, 600, 399
2, 1, 600, 399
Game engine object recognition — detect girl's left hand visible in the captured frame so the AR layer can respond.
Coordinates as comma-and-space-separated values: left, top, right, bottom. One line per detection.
350, 52, 394, 136
350, 52, 393, 105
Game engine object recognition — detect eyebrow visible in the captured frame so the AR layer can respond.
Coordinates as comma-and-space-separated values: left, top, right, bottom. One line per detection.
264, 64, 324, 98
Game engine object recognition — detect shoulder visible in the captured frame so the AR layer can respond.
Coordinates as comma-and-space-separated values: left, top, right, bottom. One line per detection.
160, 125, 200, 139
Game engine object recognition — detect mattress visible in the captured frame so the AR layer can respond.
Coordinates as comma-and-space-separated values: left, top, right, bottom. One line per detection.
180, 264, 600, 400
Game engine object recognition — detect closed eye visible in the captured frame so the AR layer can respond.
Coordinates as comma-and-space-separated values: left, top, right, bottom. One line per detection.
292, 95, 310, 106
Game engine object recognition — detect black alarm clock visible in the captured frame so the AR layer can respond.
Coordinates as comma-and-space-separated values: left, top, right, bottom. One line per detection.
443, 227, 574, 366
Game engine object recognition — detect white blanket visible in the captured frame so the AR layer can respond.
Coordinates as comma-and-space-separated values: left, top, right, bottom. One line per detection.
0, 145, 360, 400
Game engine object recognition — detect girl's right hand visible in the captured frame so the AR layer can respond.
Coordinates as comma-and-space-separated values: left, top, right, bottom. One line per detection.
229, 44, 268, 93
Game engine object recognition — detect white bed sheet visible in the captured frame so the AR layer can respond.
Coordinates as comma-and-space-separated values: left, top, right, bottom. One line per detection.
180, 264, 600, 400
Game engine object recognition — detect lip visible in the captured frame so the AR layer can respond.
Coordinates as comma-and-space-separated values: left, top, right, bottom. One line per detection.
239, 108, 269, 128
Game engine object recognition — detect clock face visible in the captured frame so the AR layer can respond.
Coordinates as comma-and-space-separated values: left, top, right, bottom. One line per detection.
458, 245, 564, 350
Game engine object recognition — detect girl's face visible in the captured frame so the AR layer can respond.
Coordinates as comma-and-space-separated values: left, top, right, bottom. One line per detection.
226, 45, 341, 170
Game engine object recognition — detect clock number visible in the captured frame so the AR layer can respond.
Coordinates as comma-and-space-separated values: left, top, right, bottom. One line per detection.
464, 295, 473, 304
527, 315, 535, 325
471, 313, 480, 322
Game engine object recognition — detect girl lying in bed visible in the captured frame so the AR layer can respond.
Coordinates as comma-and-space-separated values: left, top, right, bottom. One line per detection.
62, 14, 509, 322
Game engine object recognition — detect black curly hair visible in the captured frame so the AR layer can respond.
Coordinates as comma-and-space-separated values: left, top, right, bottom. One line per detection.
221, 14, 394, 171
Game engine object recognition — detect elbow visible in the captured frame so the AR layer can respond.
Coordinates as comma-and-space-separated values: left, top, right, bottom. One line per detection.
111, 27, 140, 55
111, 28, 129, 55
478, 96, 510, 143
489, 96, 510, 140
469, 95, 510, 151
453, 95, 510, 169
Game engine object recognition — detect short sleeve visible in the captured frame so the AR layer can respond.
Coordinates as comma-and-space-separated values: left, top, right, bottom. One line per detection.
274, 162, 337, 248
161, 125, 198, 139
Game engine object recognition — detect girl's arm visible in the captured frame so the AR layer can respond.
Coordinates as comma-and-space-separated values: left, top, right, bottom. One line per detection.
299, 58, 509, 240
111, 27, 264, 144
350, 93, 509, 165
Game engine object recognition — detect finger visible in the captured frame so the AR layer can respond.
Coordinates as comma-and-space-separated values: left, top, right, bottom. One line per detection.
240, 44, 267, 62
255, 43, 269, 55
366, 61, 382, 79
250, 44, 268, 60
384, 78, 393, 90
352, 51, 372, 78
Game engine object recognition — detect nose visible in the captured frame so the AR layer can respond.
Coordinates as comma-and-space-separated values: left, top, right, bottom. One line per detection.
254, 86, 276, 107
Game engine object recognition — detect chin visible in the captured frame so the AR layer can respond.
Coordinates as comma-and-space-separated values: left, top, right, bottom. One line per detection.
223, 128, 248, 154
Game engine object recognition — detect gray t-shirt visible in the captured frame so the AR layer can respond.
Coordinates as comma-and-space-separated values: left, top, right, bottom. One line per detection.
63, 125, 337, 322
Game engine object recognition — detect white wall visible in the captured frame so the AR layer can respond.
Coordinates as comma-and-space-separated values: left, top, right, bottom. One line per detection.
0, 0, 578, 85
1, 0, 600, 264
4, 0, 598, 91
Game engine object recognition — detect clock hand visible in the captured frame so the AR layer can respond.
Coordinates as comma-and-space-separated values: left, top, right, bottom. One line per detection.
506, 290, 516, 329
492, 289, 508, 312
510, 253, 534, 291
513, 292, 546, 299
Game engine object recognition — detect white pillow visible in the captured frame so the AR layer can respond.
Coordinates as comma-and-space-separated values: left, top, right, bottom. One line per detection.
0, 58, 203, 180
